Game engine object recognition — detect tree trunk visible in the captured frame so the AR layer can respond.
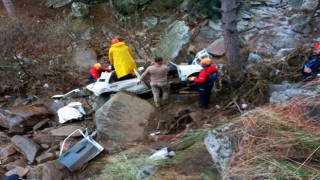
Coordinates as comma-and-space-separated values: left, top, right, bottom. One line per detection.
221, 0, 243, 89
2, 0, 17, 17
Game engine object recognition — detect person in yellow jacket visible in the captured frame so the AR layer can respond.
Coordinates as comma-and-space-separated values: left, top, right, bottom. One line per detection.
108, 38, 138, 80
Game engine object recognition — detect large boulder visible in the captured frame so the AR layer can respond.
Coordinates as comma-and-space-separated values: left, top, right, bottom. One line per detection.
204, 123, 234, 171
151, 20, 190, 64
95, 91, 155, 143
73, 47, 97, 71
206, 37, 225, 56
0, 106, 54, 133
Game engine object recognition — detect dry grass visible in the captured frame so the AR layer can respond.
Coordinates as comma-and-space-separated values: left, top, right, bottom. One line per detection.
224, 95, 320, 179
152, 170, 200, 180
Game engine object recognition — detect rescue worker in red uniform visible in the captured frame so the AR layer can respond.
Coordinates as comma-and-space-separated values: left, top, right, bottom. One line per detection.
188, 58, 219, 109
89, 63, 112, 82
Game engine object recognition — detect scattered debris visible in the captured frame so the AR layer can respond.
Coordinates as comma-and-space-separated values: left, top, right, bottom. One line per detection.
136, 165, 158, 179
59, 129, 104, 172
150, 131, 160, 136
51, 88, 88, 100
149, 147, 175, 160
57, 102, 86, 124
86, 69, 150, 96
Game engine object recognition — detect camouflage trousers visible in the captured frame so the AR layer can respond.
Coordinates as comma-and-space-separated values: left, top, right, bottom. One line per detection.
151, 83, 170, 108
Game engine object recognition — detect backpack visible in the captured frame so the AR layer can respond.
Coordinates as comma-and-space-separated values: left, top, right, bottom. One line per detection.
202, 72, 218, 87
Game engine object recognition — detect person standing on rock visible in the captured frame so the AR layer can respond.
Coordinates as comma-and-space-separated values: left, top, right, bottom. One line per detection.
188, 58, 219, 109
89, 63, 112, 82
108, 38, 138, 80
301, 42, 320, 81
137, 57, 170, 108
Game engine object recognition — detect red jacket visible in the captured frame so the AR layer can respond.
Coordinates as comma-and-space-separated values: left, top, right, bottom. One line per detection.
194, 65, 218, 84
90, 67, 112, 80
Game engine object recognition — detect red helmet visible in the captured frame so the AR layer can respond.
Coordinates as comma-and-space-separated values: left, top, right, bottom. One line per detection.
315, 42, 320, 49
111, 39, 119, 44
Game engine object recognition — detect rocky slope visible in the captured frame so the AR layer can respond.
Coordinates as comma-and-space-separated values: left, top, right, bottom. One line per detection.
1, 0, 320, 179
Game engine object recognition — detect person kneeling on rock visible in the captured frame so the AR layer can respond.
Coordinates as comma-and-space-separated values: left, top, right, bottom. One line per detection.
89, 63, 112, 83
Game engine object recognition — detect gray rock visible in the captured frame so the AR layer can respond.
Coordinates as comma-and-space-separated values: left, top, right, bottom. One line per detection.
71, 2, 89, 18
95, 91, 155, 143
50, 125, 85, 137
110, 0, 137, 16
208, 20, 223, 32
151, 20, 190, 64
237, 20, 249, 32
254, 20, 272, 29
11, 135, 41, 163
0, 109, 25, 133
143, 16, 158, 29
73, 47, 97, 70
180, 0, 193, 12
26, 166, 43, 180
206, 37, 225, 56
1, 157, 16, 168
288, 14, 312, 34
272, 32, 295, 49
33, 132, 57, 145
238, 1, 311, 59
86, 0, 108, 3
204, 123, 234, 171
159, 16, 173, 25
92, 94, 111, 111
36, 152, 56, 164
238, 8, 252, 20
182, 14, 198, 26
300, 0, 318, 10
33, 118, 51, 131
198, 26, 219, 40
42, 160, 71, 180
250, 1, 263, 6
0, 131, 10, 141
4, 159, 28, 171
46, 0, 73, 9
5, 166, 30, 178
269, 82, 316, 104
291, 22, 312, 34
265, 0, 282, 6
5, 106, 54, 128
0, 144, 16, 159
